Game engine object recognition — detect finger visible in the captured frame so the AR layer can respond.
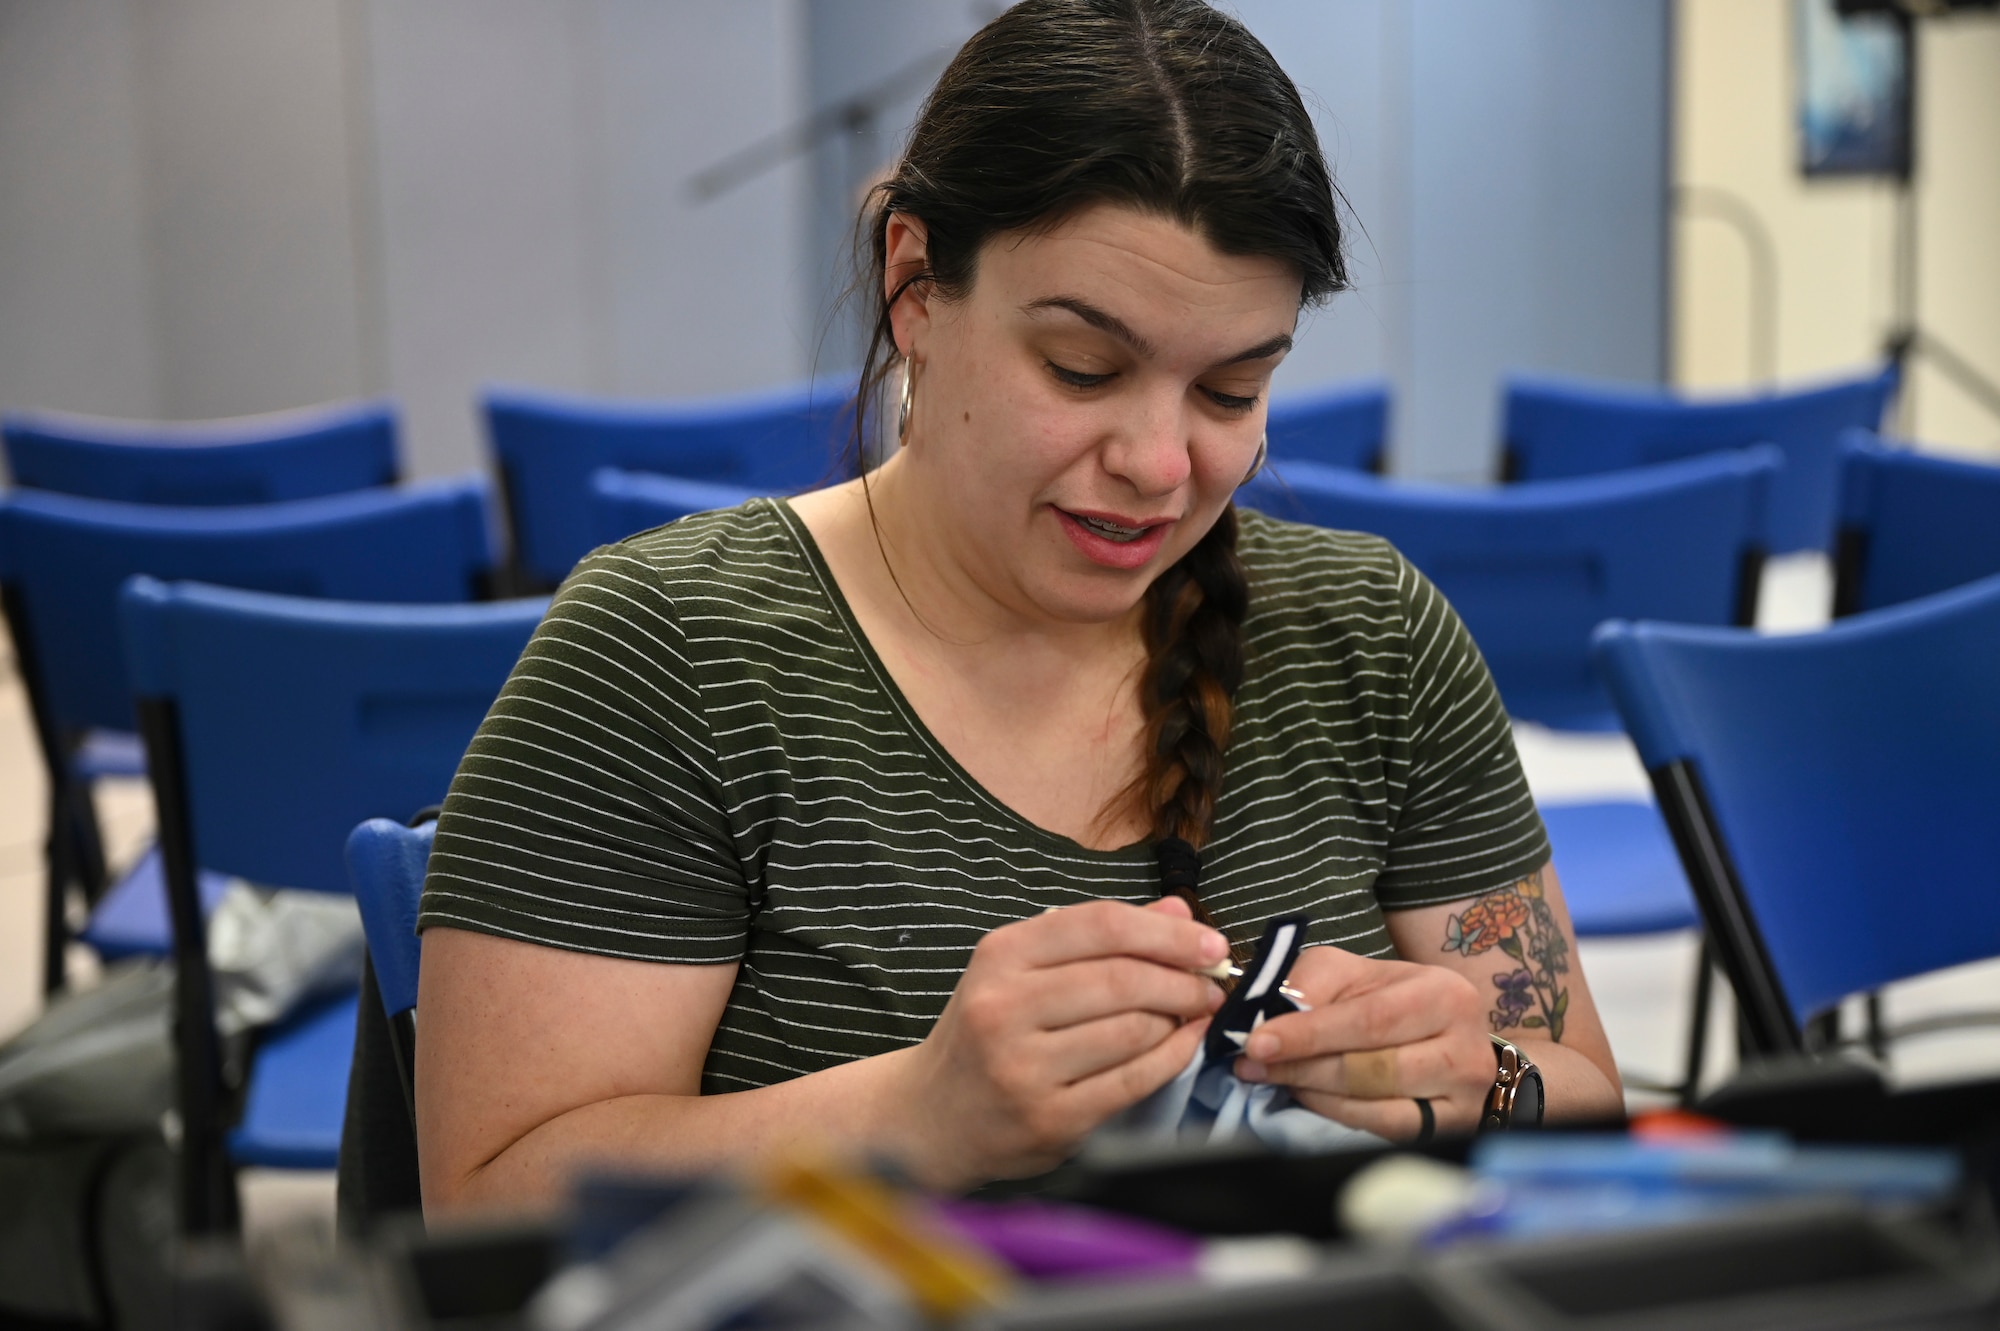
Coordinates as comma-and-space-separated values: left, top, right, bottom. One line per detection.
1237, 1033, 1463, 1099
1143, 895, 1193, 920
1032, 956, 1223, 1030
1039, 1009, 1183, 1084
1284, 944, 1411, 1005
1063, 1015, 1210, 1111
1007, 898, 1228, 973
1287, 1090, 1438, 1142
1242, 972, 1454, 1064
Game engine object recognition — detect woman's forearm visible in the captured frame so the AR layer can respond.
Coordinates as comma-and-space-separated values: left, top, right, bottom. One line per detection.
431, 1043, 933, 1217
1520, 1038, 1624, 1124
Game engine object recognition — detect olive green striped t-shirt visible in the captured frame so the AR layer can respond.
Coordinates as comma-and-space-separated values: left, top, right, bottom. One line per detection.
419, 499, 1549, 1094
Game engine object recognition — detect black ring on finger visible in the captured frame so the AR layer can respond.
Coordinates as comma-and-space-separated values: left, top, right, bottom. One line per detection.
1413, 1096, 1435, 1145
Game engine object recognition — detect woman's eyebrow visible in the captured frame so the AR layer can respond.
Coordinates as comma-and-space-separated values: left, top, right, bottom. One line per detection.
1022, 295, 1156, 357
1021, 295, 1291, 366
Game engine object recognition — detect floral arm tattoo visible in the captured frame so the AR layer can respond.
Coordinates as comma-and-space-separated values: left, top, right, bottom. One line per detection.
1440, 866, 1571, 1041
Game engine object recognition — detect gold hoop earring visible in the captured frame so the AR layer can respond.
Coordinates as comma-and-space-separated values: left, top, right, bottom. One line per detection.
897, 359, 916, 443
1245, 433, 1268, 483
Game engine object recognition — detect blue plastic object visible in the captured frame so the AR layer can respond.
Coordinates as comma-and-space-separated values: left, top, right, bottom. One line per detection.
1264, 379, 1389, 472
1540, 803, 1697, 936
119, 579, 544, 896
1241, 448, 1776, 730
485, 375, 855, 587
78, 845, 233, 961
1502, 365, 1896, 553
1836, 431, 2000, 614
3, 399, 398, 505
1592, 572, 2000, 1029
118, 580, 543, 1177
228, 990, 362, 1169
346, 818, 437, 1020
0, 477, 495, 736
589, 468, 758, 547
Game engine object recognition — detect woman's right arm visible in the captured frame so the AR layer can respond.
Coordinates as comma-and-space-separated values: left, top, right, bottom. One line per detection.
416, 898, 1226, 1218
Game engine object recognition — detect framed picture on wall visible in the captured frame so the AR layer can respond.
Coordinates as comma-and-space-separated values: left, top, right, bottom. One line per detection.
1796, 0, 1911, 179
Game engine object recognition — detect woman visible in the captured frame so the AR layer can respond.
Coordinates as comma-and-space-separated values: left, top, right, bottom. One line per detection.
416, 0, 1623, 1214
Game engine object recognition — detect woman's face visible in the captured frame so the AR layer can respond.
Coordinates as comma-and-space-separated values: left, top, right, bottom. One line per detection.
887, 202, 1301, 629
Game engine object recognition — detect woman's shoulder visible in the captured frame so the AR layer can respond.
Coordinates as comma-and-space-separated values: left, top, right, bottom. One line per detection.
1235, 505, 1415, 630
559, 496, 852, 677
557, 498, 818, 618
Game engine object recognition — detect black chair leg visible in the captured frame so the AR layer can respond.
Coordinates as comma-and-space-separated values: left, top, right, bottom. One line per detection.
64, 779, 110, 905
42, 785, 72, 996
1678, 937, 1714, 1106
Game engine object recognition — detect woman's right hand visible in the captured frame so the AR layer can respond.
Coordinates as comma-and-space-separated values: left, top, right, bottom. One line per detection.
891, 896, 1227, 1189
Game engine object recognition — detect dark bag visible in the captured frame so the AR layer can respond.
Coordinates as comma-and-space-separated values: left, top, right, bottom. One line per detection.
0, 961, 180, 1330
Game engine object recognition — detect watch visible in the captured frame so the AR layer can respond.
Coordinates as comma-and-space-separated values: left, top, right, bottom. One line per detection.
1483, 1033, 1545, 1130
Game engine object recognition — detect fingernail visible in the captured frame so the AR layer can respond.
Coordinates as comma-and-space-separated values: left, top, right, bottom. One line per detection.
1235, 1058, 1267, 1082
1200, 931, 1228, 962
1206, 982, 1225, 1011
1245, 1032, 1277, 1061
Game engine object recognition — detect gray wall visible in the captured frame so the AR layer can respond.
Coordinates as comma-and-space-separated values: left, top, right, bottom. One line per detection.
0, 0, 1666, 483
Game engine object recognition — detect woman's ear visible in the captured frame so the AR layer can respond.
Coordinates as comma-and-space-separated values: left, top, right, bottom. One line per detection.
883, 213, 932, 361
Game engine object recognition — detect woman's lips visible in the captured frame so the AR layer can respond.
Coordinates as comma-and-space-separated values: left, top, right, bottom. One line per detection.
1055, 507, 1174, 570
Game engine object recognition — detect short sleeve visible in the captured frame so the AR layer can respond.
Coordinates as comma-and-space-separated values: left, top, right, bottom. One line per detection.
418, 545, 749, 963
1370, 555, 1550, 910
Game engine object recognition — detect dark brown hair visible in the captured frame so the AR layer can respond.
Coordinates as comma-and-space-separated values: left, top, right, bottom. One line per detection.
853, 0, 1346, 919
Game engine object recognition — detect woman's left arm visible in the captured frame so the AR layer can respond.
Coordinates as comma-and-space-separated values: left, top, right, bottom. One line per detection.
1232, 858, 1624, 1137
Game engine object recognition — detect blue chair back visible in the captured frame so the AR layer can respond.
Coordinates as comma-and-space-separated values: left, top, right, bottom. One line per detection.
1835, 431, 2000, 616
589, 468, 757, 547
0, 478, 495, 738
347, 818, 436, 1022
3, 399, 398, 505
485, 375, 854, 587
1592, 574, 2000, 1050
1502, 365, 1896, 553
1265, 379, 1389, 473
1240, 449, 1776, 730
118, 579, 542, 896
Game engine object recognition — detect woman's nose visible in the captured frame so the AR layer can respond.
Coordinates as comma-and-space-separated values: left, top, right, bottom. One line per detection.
1101, 398, 1193, 496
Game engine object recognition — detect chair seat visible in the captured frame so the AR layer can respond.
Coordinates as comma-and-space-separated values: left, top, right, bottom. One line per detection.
228, 987, 357, 1169
79, 843, 235, 960
1541, 800, 1699, 936
73, 728, 148, 779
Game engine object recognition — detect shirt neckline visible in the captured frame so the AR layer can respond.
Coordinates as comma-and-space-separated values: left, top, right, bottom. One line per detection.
766, 496, 1156, 866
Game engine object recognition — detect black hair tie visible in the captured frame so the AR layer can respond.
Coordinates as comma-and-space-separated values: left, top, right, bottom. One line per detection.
1156, 836, 1201, 897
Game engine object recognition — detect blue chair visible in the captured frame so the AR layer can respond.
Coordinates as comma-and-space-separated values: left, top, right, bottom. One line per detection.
588, 467, 757, 547
0, 477, 496, 994
347, 818, 435, 1122
1592, 572, 2000, 1061
1242, 449, 1776, 731
341, 816, 436, 1228
3, 399, 398, 506
1501, 364, 1897, 553
485, 375, 854, 589
1264, 379, 1389, 473
118, 578, 545, 1232
1834, 431, 2000, 617
1243, 450, 1779, 1097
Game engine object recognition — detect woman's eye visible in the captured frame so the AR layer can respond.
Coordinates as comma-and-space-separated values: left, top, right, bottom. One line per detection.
1046, 360, 1114, 390
1205, 387, 1260, 413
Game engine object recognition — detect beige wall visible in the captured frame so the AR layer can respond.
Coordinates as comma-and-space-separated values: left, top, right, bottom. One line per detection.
1674, 0, 2000, 457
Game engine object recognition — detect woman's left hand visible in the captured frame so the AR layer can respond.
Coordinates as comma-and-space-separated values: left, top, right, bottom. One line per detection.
1231, 946, 1494, 1139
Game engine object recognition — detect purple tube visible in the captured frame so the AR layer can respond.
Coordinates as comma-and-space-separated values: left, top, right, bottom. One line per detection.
930, 1198, 1203, 1282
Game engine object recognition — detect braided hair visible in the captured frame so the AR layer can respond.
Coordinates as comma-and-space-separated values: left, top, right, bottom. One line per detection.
848, 0, 1347, 922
